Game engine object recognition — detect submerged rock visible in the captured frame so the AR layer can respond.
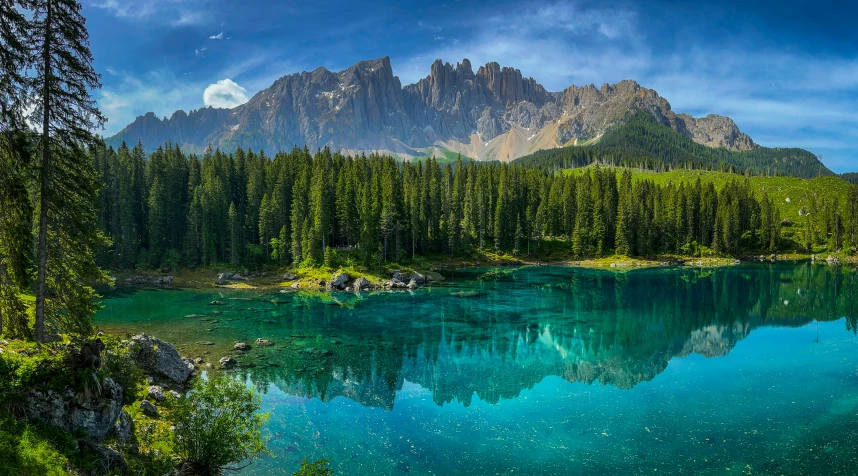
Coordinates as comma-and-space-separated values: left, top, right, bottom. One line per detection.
234, 342, 251, 351
255, 338, 273, 347
128, 334, 193, 384
219, 357, 237, 369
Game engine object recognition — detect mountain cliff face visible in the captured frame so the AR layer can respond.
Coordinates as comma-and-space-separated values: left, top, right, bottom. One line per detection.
107, 56, 756, 161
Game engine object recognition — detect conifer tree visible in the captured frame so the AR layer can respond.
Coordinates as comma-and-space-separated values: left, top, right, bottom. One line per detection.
31, 0, 106, 341
0, 0, 33, 337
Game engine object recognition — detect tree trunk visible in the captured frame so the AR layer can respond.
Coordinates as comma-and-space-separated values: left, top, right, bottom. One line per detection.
35, 0, 52, 343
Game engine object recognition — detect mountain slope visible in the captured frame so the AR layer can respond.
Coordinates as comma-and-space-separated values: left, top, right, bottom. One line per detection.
106, 56, 826, 176
515, 113, 834, 178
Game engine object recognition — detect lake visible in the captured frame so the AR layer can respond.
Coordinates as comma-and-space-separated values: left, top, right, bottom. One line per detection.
95, 264, 858, 475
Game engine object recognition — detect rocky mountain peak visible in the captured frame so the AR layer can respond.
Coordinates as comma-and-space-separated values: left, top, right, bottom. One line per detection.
107, 56, 763, 161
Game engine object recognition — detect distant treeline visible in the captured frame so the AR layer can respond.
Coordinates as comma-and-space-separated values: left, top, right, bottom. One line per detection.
514, 112, 833, 179
90, 141, 854, 271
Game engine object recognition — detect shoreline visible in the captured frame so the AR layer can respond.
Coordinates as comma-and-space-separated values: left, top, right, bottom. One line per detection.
104, 252, 848, 295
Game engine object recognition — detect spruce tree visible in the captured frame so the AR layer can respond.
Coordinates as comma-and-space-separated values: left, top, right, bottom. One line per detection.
0, 0, 33, 337
31, 0, 106, 341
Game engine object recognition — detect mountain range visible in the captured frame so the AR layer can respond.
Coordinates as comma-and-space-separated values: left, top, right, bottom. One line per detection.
106, 56, 822, 172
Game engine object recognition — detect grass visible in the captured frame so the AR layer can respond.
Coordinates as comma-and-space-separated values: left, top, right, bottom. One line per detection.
0, 417, 77, 476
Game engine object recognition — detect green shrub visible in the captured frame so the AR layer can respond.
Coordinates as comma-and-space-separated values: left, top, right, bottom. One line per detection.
100, 337, 144, 405
171, 377, 270, 475
293, 458, 334, 476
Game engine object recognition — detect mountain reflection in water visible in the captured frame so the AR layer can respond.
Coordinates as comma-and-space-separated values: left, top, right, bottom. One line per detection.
98, 263, 858, 410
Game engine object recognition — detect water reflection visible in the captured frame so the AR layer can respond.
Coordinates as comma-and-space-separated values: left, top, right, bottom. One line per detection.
204, 263, 858, 409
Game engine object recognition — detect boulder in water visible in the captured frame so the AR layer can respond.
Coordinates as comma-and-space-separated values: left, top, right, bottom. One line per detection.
219, 357, 237, 369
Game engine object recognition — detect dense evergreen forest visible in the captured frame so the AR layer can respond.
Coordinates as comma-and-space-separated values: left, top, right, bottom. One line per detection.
515, 112, 834, 179
90, 140, 856, 272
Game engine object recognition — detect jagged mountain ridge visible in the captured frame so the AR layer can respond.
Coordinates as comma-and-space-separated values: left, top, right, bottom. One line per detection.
107, 56, 757, 161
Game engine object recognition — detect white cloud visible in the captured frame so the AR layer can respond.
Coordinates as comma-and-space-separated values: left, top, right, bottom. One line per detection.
91, 0, 209, 25
203, 79, 249, 109
209, 32, 224, 40
195, 47, 207, 57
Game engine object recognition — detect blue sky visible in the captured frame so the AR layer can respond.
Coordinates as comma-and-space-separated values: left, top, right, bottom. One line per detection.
83, 0, 858, 172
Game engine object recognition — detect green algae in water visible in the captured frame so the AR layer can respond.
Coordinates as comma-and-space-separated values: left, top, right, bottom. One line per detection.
96, 263, 858, 475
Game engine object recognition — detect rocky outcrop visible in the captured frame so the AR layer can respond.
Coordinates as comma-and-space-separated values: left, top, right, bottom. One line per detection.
328, 272, 351, 290
107, 57, 767, 163
353, 277, 370, 292
25, 377, 124, 442
128, 334, 193, 384
676, 113, 754, 150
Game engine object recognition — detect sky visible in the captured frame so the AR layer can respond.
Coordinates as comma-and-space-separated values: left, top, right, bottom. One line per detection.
82, 0, 858, 172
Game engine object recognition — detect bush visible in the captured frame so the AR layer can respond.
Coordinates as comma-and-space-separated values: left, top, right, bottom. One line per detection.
171, 377, 270, 475
293, 458, 334, 476
100, 337, 144, 405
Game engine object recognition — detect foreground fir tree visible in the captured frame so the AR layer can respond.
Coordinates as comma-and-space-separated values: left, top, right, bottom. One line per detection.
0, 0, 34, 338
30, 0, 106, 341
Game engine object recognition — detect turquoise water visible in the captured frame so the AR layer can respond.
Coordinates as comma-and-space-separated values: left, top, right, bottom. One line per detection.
96, 264, 858, 475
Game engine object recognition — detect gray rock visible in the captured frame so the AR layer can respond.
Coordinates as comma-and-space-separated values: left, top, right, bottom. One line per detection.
282, 273, 297, 281
140, 400, 157, 416
154, 276, 173, 288
26, 377, 124, 442
353, 277, 370, 292
115, 410, 132, 444
328, 272, 351, 290
290, 283, 300, 289
219, 357, 237, 369
147, 385, 165, 402
255, 338, 273, 347
407, 279, 418, 290
234, 342, 251, 351
128, 334, 193, 384
169, 390, 182, 400
79, 439, 128, 474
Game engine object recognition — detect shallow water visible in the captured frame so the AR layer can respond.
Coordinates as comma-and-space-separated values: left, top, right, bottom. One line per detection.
96, 264, 858, 475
